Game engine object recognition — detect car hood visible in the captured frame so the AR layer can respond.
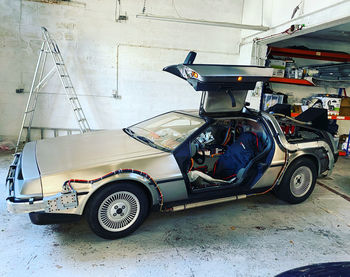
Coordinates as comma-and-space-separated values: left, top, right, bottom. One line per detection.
36, 129, 164, 176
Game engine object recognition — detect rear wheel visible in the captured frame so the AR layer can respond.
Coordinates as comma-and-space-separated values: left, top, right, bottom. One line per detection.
274, 158, 317, 204
86, 182, 149, 239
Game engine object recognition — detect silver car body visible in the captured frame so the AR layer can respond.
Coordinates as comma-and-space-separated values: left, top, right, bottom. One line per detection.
6, 110, 336, 216
6, 58, 337, 217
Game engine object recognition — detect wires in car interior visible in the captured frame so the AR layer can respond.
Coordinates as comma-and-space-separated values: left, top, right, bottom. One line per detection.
222, 127, 232, 146
188, 158, 194, 172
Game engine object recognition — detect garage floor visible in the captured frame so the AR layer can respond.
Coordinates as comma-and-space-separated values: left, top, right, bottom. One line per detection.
1, 152, 349, 277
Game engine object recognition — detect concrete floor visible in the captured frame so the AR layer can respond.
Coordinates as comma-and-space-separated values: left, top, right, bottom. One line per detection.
0, 152, 349, 277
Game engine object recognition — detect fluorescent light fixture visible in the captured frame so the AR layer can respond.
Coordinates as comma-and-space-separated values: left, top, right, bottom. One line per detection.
136, 14, 269, 31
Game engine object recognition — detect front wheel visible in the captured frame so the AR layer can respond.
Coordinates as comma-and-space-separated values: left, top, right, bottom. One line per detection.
86, 182, 149, 239
274, 158, 317, 204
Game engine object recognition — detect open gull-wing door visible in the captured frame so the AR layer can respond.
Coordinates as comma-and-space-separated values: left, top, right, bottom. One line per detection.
164, 51, 273, 116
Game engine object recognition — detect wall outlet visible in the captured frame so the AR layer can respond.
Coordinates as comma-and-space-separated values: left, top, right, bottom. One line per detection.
118, 15, 128, 21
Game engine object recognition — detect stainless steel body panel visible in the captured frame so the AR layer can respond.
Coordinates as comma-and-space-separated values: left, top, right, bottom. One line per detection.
251, 140, 286, 189
157, 180, 189, 203
261, 112, 335, 180
252, 166, 283, 189
36, 129, 162, 175
14, 142, 42, 198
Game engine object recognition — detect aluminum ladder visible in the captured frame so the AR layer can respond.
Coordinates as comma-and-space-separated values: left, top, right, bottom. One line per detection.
15, 27, 91, 152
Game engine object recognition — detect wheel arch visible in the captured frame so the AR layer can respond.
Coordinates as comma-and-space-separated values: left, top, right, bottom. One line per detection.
288, 153, 320, 176
81, 178, 157, 215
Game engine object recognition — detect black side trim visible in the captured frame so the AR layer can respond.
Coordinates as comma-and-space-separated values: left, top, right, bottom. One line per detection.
77, 191, 89, 196
156, 177, 184, 184
270, 163, 284, 167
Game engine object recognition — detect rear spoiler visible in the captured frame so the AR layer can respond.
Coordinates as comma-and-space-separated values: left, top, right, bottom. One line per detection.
163, 51, 274, 91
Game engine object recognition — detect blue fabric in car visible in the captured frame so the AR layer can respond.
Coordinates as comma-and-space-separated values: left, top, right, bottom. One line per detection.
213, 132, 261, 180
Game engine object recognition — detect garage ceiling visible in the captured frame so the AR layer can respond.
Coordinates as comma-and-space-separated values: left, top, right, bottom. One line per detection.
302, 22, 350, 43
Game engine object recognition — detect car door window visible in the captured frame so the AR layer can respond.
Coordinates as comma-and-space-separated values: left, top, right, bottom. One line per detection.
128, 112, 205, 151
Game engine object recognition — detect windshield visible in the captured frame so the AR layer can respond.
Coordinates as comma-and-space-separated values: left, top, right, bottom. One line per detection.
126, 112, 205, 151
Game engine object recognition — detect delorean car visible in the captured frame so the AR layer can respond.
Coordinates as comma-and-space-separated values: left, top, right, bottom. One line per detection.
6, 52, 338, 239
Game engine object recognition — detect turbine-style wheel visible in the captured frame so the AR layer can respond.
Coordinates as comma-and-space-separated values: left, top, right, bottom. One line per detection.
289, 166, 313, 198
274, 158, 317, 204
86, 182, 149, 239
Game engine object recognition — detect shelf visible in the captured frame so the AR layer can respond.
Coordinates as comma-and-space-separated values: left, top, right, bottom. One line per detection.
291, 113, 350, 120
268, 47, 350, 62
269, 77, 314, 86
328, 115, 350, 120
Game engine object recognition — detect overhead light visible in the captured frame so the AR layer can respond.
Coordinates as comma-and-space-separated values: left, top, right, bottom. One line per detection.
136, 14, 269, 31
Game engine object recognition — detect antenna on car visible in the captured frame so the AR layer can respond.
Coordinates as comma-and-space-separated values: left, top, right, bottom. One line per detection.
184, 51, 197, 65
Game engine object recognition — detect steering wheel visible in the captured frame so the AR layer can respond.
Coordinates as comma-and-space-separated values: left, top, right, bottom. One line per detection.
193, 150, 206, 165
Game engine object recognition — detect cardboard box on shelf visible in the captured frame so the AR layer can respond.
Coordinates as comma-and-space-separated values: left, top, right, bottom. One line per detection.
292, 104, 302, 114
262, 93, 284, 111
267, 59, 286, 78
313, 95, 341, 115
340, 97, 350, 116
339, 134, 348, 149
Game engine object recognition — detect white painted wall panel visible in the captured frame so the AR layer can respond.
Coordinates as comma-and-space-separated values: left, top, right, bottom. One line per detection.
0, 0, 242, 139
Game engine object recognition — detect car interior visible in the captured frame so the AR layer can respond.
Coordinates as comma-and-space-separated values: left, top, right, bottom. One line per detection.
186, 117, 273, 192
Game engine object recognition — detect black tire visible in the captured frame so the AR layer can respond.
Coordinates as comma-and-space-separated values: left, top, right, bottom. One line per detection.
274, 158, 317, 204
86, 182, 149, 239
334, 152, 339, 164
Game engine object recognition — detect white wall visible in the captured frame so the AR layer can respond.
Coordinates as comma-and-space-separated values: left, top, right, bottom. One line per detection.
0, 0, 243, 139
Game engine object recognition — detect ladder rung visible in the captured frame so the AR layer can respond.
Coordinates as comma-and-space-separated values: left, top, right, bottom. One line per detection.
15, 27, 91, 152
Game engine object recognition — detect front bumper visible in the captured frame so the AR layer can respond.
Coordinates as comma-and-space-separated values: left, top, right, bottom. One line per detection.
7, 199, 46, 214
6, 153, 78, 214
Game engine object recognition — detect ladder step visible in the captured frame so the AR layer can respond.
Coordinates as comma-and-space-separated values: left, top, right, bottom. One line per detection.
16, 26, 91, 153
